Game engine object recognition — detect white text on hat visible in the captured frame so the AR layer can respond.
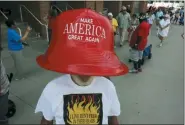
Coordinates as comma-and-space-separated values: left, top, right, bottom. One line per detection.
63, 18, 106, 43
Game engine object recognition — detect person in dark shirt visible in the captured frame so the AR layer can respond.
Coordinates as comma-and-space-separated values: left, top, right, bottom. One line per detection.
126, 5, 131, 14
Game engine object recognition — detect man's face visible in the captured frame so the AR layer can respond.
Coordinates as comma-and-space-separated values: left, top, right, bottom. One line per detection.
122, 9, 127, 14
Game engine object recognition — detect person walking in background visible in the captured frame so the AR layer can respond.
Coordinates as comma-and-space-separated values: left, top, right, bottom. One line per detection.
128, 14, 139, 41
157, 14, 171, 47
156, 8, 164, 34
173, 9, 180, 24
129, 13, 150, 73
179, 12, 184, 25
108, 12, 118, 48
126, 5, 131, 14
179, 7, 184, 17
0, 57, 10, 125
117, 6, 131, 47
147, 11, 155, 29
5, 19, 32, 80
44, 8, 58, 45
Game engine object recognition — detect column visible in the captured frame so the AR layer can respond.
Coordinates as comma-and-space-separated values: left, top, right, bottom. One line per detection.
85, 1, 96, 10
95, 1, 104, 12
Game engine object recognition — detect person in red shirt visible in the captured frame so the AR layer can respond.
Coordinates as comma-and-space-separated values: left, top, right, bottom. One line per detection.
129, 13, 150, 73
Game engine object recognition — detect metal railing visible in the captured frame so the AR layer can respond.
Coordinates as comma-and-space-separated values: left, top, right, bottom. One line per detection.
20, 5, 48, 41
51, 5, 62, 12
102, 8, 108, 16
0, 10, 22, 36
66, 4, 74, 11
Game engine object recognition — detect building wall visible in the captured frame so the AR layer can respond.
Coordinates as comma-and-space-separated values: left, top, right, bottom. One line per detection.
85, 1, 95, 9
39, 1, 50, 38
68, 1, 85, 9
103, 1, 147, 17
95, 1, 104, 12
104, 1, 122, 17
84, 1, 104, 12
21, 1, 44, 36
0, 1, 21, 22
139, 1, 148, 12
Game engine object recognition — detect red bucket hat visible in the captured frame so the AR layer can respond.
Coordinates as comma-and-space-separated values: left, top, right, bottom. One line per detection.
37, 8, 129, 76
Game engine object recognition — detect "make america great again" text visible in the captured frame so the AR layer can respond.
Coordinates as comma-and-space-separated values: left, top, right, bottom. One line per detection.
63, 18, 106, 43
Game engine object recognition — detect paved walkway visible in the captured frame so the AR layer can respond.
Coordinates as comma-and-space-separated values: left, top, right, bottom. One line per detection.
1, 24, 183, 124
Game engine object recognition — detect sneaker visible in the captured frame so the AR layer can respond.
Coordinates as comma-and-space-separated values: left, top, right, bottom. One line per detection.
138, 68, 142, 72
129, 69, 138, 73
157, 43, 163, 47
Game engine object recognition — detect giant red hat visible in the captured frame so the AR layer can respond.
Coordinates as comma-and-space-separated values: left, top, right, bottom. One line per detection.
37, 8, 129, 76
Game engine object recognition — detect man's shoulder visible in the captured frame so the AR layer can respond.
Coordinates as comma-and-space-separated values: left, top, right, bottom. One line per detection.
112, 18, 117, 22
8, 28, 14, 33
95, 77, 115, 89
42, 75, 69, 95
118, 12, 122, 16
126, 12, 130, 16
8, 28, 17, 35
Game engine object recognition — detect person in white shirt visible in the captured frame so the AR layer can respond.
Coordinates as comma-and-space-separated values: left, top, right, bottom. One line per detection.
147, 11, 155, 29
156, 9, 164, 35
157, 14, 171, 47
35, 8, 129, 125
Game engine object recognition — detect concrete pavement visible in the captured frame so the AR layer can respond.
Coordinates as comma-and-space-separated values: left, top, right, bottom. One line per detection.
1, 24, 184, 124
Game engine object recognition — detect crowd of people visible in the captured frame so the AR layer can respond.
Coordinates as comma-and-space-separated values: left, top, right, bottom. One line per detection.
0, 5, 184, 125
106, 5, 184, 73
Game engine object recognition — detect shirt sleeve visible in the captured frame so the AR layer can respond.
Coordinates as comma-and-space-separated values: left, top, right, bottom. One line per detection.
108, 83, 121, 116
114, 19, 118, 27
35, 90, 54, 121
11, 30, 21, 42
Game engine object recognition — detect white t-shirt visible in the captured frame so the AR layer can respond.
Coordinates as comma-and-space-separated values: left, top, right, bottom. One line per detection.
35, 75, 120, 124
148, 14, 155, 24
159, 19, 170, 37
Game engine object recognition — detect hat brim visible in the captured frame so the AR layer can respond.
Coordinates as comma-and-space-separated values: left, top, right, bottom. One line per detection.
36, 48, 129, 76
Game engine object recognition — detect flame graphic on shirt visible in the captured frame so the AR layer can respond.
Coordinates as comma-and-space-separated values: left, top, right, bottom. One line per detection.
66, 96, 100, 124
